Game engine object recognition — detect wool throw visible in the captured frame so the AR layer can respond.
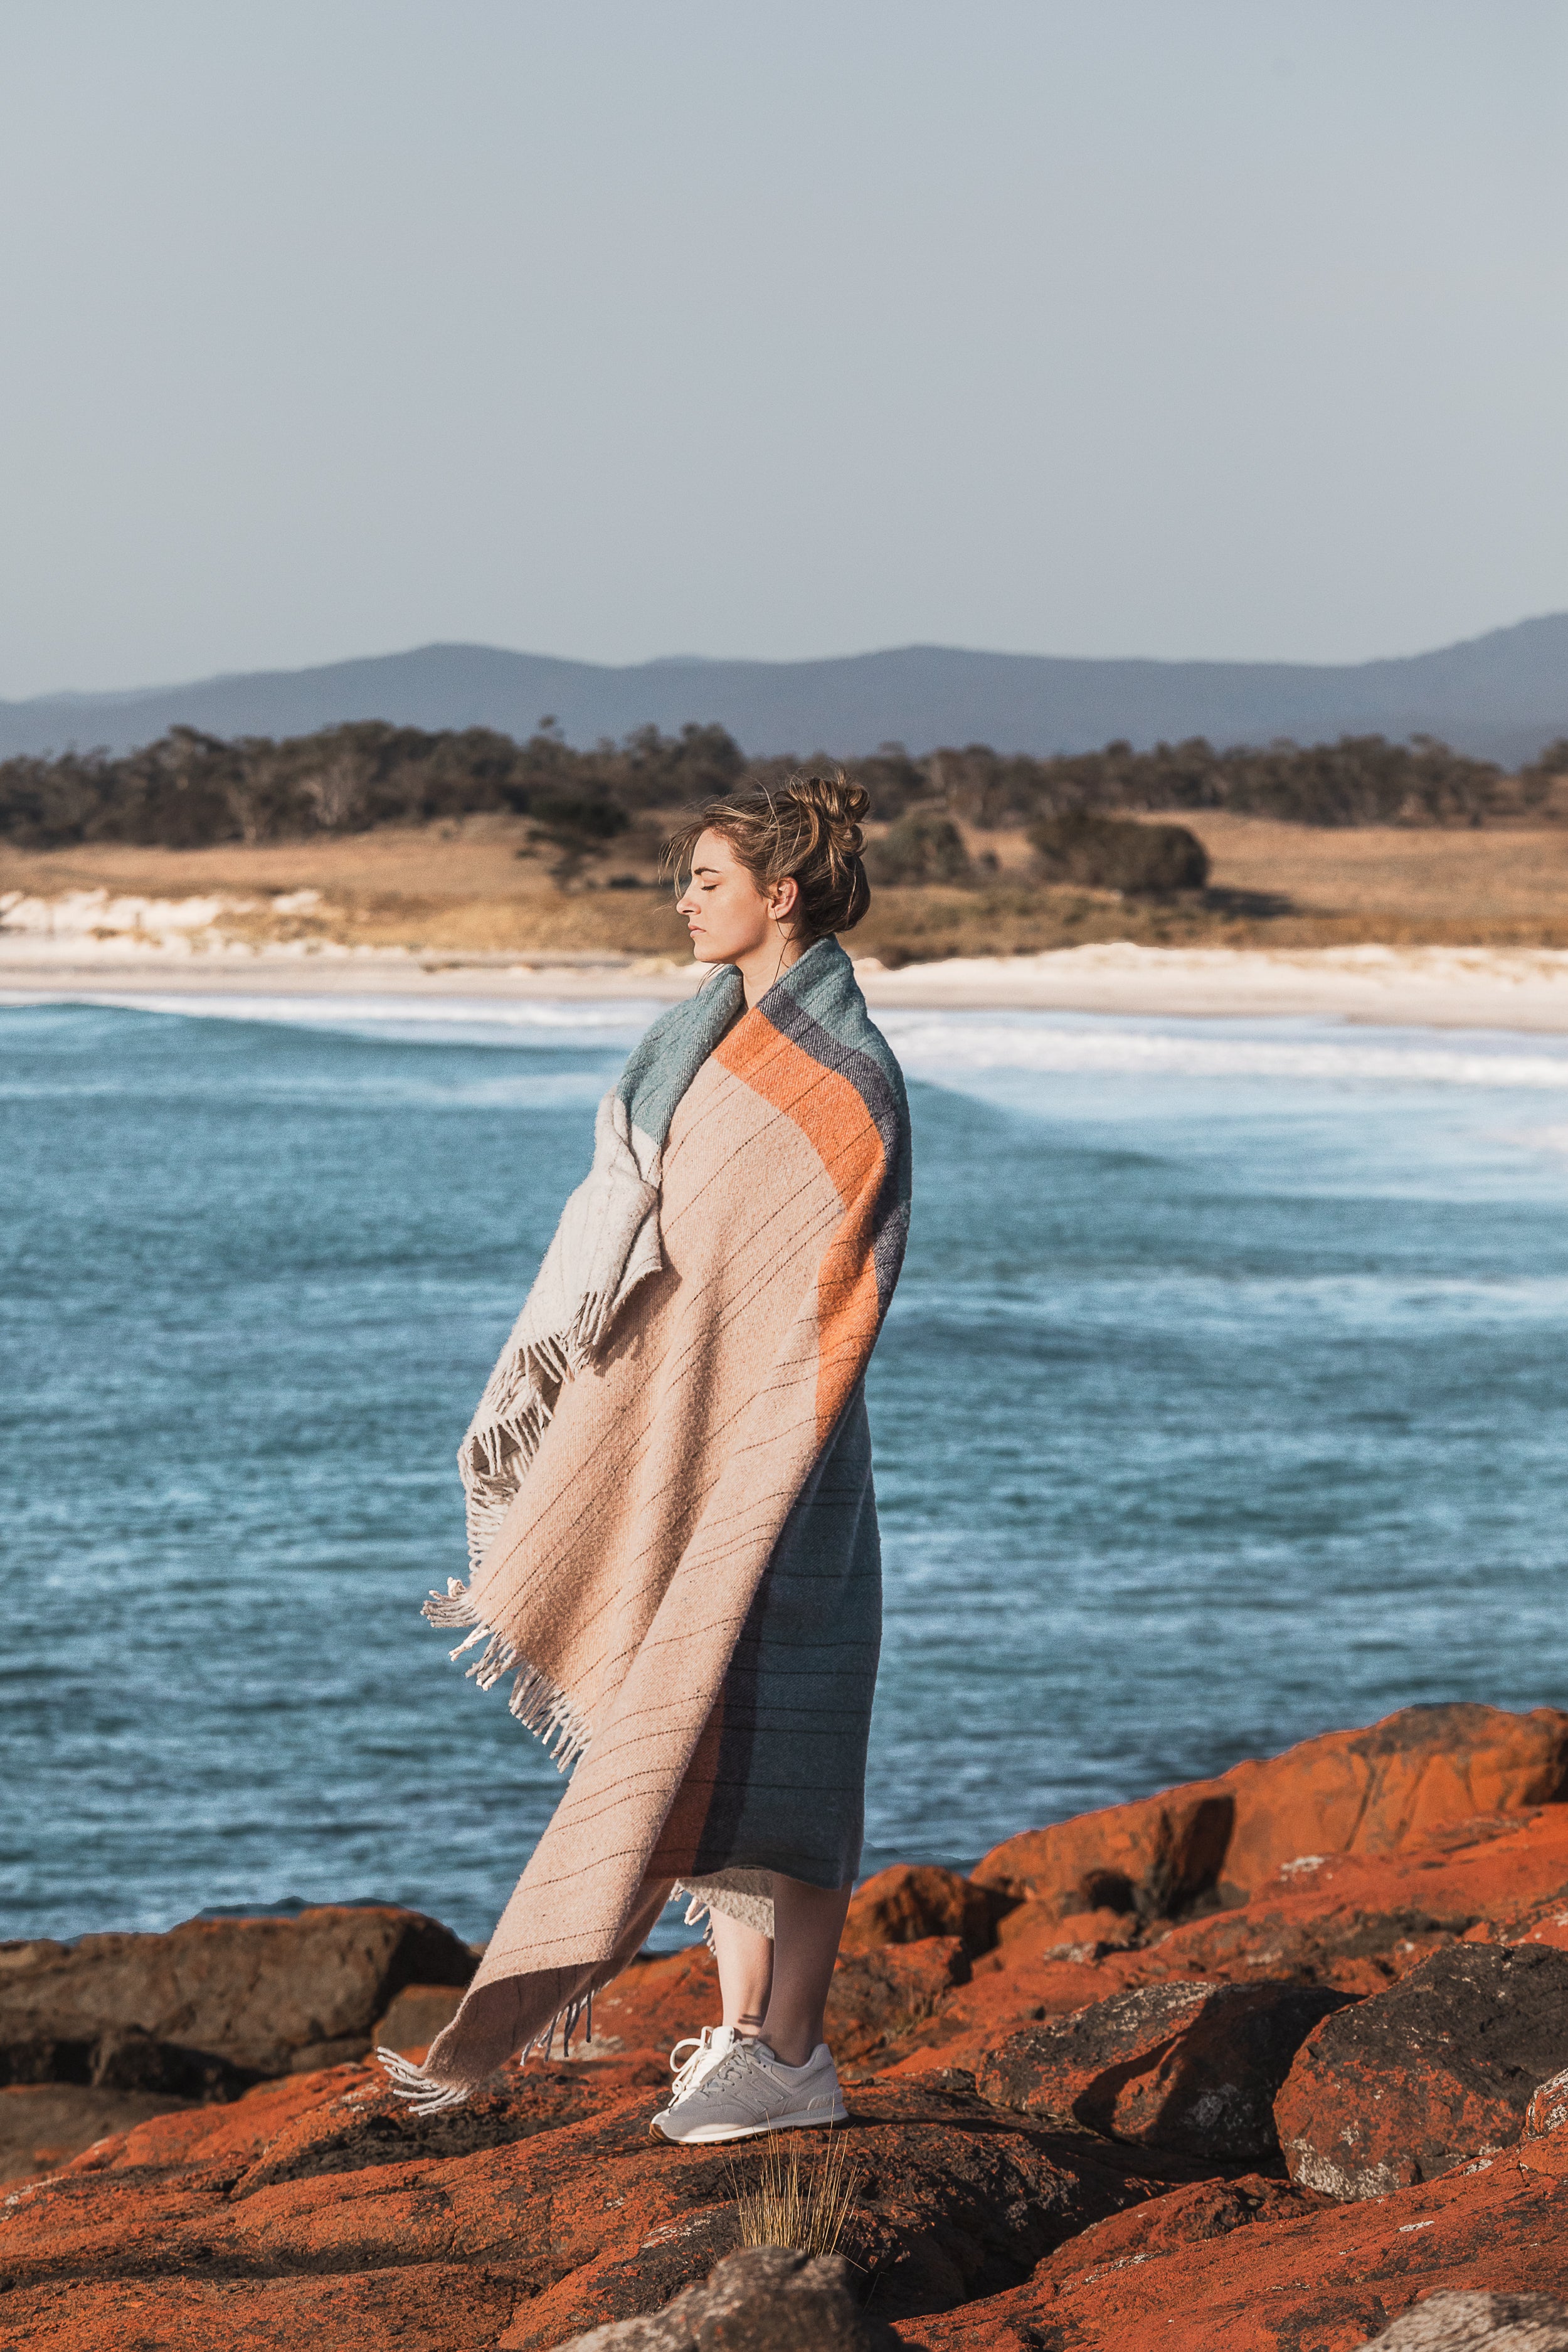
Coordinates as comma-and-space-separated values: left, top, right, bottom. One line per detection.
383, 936, 911, 2109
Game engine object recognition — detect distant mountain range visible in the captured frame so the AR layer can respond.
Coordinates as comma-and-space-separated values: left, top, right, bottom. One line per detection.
4, 615, 1565, 768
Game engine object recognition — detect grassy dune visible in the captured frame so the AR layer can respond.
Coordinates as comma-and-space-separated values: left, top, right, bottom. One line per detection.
13, 808, 1568, 963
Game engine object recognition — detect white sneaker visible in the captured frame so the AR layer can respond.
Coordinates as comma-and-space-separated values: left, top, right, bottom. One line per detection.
665, 2024, 741, 2102
650, 2038, 847, 2143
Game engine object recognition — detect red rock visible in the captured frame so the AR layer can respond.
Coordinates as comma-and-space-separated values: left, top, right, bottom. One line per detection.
841, 1865, 1001, 1957
970, 1706, 1568, 1931
1122, 1807, 1568, 1996
0, 1905, 475, 2077
0, 2264, 521, 2351
0, 2067, 1186, 2348
904, 2120, 1568, 2351
973, 1779, 1232, 1922
978, 1979, 1352, 2161
1275, 1943, 1568, 2198
826, 1937, 971, 2066
586, 1942, 721, 2063
1219, 1705, 1568, 1896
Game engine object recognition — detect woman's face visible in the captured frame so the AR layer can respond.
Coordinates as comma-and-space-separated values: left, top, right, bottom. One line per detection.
675, 829, 795, 965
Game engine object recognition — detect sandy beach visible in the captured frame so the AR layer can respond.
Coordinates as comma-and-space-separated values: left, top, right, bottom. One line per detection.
14, 907, 1568, 1031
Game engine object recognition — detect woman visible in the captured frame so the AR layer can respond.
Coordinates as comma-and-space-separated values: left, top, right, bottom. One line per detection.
383, 771, 911, 2145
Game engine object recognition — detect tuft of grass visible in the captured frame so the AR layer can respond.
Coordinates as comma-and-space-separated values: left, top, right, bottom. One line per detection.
729, 2129, 860, 2259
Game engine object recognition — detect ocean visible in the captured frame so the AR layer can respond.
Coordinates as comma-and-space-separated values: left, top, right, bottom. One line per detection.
7, 990, 1568, 1951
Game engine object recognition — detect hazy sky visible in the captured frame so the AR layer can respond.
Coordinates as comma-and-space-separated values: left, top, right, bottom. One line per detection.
2, 3, 1564, 696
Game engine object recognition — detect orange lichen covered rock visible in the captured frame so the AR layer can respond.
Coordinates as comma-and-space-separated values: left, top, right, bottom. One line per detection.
1131, 1806, 1568, 1996
905, 2122, 1568, 2351
0, 2069, 1184, 2349
1274, 1944, 1568, 2198
971, 1705, 1568, 1929
978, 1979, 1353, 2161
840, 1865, 1000, 1957
585, 1942, 720, 2062
973, 1779, 1232, 1921
826, 1937, 971, 2065
11, 1707, 1568, 2348
1218, 1703, 1568, 1895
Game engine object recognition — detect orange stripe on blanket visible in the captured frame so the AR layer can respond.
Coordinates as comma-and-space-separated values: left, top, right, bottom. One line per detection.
715, 1015, 886, 1446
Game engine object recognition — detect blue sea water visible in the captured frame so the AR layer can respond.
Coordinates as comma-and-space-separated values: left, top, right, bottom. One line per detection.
6, 990, 1568, 1950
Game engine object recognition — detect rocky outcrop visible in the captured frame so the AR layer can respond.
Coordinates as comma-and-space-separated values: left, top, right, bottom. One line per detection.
1, 1905, 475, 2077
550, 2246, 906, 2350
1275, 1944, 1568, 2196
841, 1866, 1004, 1959
978, 1979, 1352, 2160
9, 1706, 1568, 2348
0, 2071, 1194, 2347
972, 1703, 1568, 1922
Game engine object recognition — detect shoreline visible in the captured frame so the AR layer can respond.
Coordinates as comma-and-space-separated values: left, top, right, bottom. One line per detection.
15, 937, 1568, 1030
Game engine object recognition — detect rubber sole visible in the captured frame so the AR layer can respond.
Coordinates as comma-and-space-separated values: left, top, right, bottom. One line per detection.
650, 2098, 848, 2144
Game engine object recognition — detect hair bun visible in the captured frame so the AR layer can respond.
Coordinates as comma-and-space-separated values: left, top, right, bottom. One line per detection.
662, 765, 874, 938
783, 769, 870, 857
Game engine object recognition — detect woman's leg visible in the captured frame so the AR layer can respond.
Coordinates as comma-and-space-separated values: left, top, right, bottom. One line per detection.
707, 1875, 853, 2064
709, 1907, 773, 2037
760, 1875, 853, 2067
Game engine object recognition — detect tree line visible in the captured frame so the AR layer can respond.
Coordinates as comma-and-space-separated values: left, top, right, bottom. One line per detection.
2, 716, 1564, 858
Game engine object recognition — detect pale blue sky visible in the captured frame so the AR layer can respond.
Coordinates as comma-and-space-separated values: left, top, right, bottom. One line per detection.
1, 2, 1564, 695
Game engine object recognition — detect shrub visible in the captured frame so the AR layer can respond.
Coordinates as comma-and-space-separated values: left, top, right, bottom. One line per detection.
865, 810, 974, 886
1028, 811, 1210, 894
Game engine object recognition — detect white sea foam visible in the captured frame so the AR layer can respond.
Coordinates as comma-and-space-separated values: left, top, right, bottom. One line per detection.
34, 991, 662, 1037
18, 990, 1568, 1092
876, 1014, 1568, 1093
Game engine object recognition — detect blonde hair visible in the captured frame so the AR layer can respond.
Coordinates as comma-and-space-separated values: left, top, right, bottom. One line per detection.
664, 768, 872, 939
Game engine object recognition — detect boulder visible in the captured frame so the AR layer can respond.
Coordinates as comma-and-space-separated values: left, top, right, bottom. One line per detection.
1219, 1705, 1568, 1897
0, 2024, 249, 2100
970, 1706, 1568, 1927
0, 1906, 475, 2078
973, 1783, 1232, 1923
978, 1979, 1352, 2161
548, 2245, 906, 2349
373, 1983, 469, 2057
909, 2122, 1568, 2349
841, 1866, 1003, 1958
1351, 2291, 1568, 2349
1275, 1943, 1568, 2198
826, 1938, 971, 2066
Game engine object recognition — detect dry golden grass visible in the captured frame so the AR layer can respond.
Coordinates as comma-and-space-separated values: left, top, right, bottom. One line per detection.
12, 806, 1568, 962
729, 2131, 860, 2259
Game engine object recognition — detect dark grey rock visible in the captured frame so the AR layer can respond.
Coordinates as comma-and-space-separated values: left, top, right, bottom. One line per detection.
0, 1905, 474, 2077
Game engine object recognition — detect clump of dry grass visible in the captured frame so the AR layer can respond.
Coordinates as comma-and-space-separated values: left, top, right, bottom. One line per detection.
729, 2129, 860, 2258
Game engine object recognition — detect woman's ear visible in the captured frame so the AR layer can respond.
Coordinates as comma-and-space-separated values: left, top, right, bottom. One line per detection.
770, 875, 800, 923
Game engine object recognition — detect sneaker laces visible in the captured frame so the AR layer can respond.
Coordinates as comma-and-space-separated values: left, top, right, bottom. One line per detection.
681, 2037, 783, 2118
669, 2027, 729, 2099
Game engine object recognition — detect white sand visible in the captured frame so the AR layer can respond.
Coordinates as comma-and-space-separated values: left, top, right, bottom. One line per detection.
10, 891, 1568, 1030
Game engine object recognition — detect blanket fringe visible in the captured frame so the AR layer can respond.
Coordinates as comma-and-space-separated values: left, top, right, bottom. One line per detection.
423, 1579, 593, 1771
377, 1989, 597, 2115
